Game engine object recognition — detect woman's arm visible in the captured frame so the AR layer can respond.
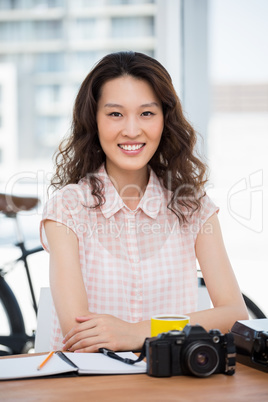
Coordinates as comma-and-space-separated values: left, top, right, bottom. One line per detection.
44, 220, 90, 336
44, 219, 151, 352
188, 213, 248, 333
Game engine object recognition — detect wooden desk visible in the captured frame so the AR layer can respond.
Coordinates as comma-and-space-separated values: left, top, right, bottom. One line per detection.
0, 355, 267, 402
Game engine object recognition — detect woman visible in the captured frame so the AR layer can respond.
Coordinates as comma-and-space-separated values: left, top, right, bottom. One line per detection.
41, 51, 248, 353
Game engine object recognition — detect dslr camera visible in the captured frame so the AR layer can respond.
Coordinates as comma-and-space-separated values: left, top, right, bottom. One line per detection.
145, 324, 236, 377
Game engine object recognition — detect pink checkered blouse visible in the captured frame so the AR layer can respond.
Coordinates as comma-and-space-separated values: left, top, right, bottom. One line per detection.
40, 164, 218, 350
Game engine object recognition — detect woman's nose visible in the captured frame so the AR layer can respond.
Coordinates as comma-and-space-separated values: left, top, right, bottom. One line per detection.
121, 117, 142, 137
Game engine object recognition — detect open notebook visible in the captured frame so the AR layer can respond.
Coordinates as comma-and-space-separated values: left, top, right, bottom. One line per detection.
0, 351, 147, 380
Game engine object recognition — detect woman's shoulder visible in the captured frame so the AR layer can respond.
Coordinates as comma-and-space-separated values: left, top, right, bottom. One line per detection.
190, 193, 219, 226
45, 180, 94, 211
200, 193, 219, 215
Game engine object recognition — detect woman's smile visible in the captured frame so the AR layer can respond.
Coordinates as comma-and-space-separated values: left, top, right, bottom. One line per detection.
118, 142, 145, 153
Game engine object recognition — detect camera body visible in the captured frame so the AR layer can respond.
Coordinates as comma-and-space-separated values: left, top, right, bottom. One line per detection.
146, 324, 236, 377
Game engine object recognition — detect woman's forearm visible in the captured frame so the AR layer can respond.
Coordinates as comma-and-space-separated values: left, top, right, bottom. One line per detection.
187, 304, 248, 334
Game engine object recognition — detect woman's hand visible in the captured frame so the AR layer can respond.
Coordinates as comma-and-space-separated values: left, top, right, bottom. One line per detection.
62, 314, 150, 353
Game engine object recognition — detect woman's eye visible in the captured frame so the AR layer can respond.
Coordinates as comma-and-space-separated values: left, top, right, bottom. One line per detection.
141, 111, 154, 116
109, 112, 122, 117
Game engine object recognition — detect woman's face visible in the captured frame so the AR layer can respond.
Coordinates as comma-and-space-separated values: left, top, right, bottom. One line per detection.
96, 75, 164, 179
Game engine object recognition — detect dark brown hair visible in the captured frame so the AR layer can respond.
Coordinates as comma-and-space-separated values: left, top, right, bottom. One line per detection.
51, 51, 208, 222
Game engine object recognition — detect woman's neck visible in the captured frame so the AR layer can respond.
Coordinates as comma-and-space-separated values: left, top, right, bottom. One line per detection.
105, 164, 149, 210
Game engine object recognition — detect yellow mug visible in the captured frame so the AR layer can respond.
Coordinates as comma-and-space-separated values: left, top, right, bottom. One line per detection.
151, 314, 190, 337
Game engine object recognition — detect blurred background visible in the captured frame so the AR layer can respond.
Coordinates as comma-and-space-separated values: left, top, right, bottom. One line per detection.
0, 0, 267, 337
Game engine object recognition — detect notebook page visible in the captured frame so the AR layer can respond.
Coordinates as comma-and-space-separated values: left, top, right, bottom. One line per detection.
0, 353, 76, 380
64, 352, 147, 374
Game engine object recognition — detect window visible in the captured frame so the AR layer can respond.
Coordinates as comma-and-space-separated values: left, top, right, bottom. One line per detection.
34, 53, 65, 73
71, 51, 100, 73
0, 84, 4, 130
108, 0, 155, 5
69, 0, 98, 9
70, 18, 96, 40
35, 115, 70, 152
35, 85, 61, 106
111, 16, 154, 38
0, 0, 63, 9
0, 22, 31, 42
208, 0, 268, 315
34, 20, 62, 41
0, 20, 62, 42
35, 84, 77, 111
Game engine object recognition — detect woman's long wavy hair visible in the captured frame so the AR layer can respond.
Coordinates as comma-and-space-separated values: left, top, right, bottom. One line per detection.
51, 51, 208, 223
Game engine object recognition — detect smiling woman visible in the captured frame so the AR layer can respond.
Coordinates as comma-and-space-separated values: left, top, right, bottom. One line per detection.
40, 51, 248, 353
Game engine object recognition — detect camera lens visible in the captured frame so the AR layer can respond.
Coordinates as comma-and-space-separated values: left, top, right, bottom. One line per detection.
184, 343, 219, 377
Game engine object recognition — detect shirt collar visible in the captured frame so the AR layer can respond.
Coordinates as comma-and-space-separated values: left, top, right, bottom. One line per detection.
138, 167, 163, 219
96, 164, 163, 219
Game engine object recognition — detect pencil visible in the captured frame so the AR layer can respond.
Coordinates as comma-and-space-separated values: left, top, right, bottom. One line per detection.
37, 351, 55, 370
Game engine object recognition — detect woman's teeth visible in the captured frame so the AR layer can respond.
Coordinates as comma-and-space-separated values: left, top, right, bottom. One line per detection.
119, 144, 144, 151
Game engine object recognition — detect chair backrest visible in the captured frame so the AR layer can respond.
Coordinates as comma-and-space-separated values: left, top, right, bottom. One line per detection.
35, 287, 53, 353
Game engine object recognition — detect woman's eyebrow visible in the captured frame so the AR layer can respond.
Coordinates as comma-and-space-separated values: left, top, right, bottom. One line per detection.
104, 102, 160, 108
140, 102, 160, 108
104, 103, 123, 108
